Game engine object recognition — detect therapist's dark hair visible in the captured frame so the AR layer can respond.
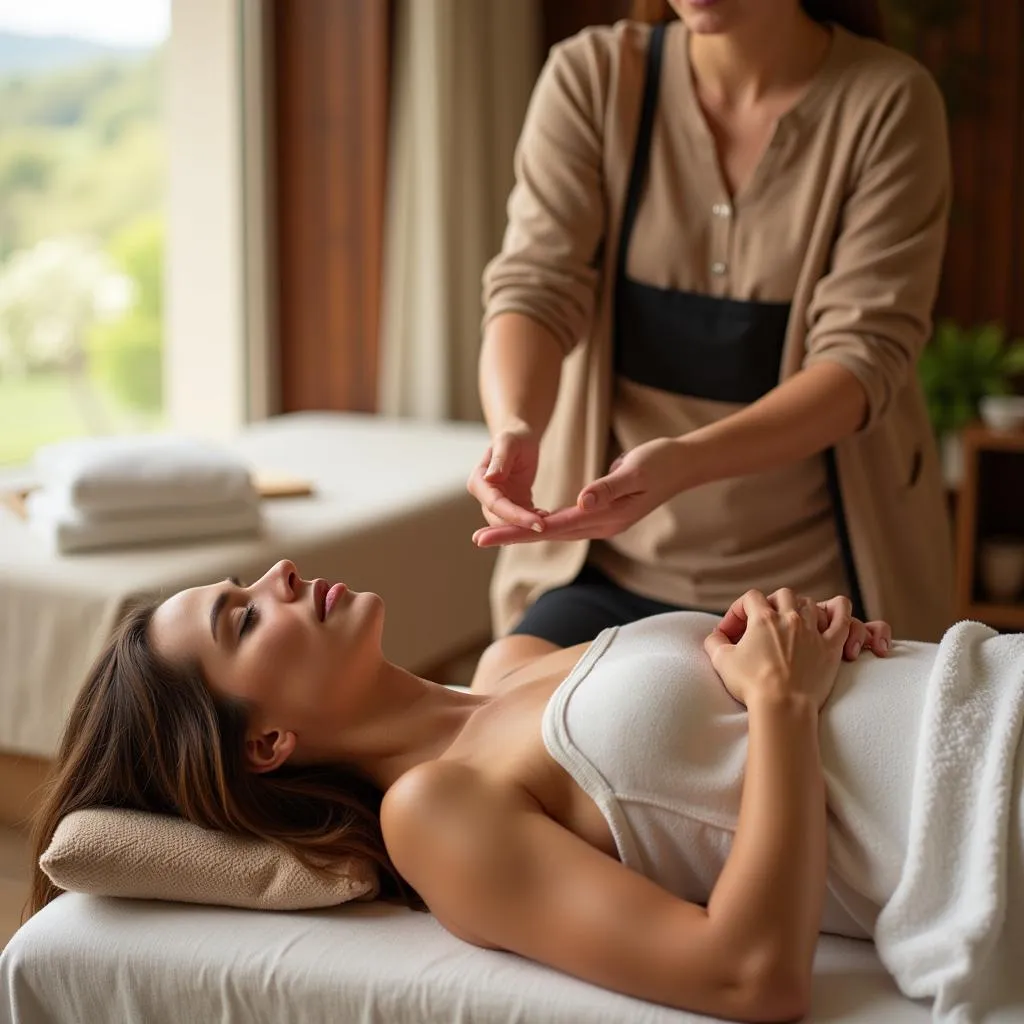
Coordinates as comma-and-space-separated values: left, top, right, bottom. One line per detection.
632, 0, 886, 41
27, 602, 417, 919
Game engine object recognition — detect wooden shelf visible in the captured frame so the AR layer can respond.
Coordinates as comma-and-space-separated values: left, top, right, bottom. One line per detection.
954, 423, 1024, 632
962, 423, 1024, 454
957, 601, 1024, 631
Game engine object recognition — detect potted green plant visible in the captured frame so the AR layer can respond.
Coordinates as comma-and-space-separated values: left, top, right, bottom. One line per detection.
917, 320, 1024, 486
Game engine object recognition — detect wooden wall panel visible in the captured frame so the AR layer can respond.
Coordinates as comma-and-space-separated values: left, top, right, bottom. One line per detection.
935, 0, 1024, 339
272, 0, 389, 413
541, 0, 629, 54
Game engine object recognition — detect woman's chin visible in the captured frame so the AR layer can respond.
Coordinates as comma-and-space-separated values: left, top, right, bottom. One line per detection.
683, 13, 734, 35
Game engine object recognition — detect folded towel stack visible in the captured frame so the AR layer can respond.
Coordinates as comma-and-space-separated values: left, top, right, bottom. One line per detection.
28, 435, 261, 554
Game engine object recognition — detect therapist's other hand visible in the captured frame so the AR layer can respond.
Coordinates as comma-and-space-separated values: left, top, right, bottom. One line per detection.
717, 591, 892, 661
472, 437, 685, 547
467, 426, 546, 534
704, 588, 848, 711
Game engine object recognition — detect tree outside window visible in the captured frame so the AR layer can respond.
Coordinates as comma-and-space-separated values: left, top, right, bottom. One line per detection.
0, 1, 168, 464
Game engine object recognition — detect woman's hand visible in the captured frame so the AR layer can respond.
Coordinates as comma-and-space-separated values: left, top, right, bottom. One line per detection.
467, 426, 546, 534
718, 592, 892, 661
703, 589, 849, 711
472, 436, 687, 547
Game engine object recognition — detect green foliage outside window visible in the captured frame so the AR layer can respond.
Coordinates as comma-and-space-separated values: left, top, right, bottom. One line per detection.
0, 43, 165, 462
88, 213, 163, 413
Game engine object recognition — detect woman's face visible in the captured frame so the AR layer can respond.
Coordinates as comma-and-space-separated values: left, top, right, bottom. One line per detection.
667, 0, 797, 35
149, 560, 385, 761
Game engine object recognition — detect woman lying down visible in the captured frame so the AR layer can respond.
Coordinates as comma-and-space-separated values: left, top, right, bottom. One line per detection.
31, 560, 1024, 1022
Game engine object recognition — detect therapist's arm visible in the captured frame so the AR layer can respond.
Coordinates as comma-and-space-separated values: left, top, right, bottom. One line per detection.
473, 362, 867, 547
673, 360, 867, 490
479, 313, 564, 442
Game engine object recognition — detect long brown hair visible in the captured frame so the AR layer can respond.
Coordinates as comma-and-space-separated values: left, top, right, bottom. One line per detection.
631, 0, 886, 41
29, 603, 415, 918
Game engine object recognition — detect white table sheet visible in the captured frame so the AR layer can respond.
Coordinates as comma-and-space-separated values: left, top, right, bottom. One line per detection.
0, 413, 496, 757
0, 894, 939, 1024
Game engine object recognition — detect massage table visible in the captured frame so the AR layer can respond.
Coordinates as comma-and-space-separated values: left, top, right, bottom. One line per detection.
0, 412, 496, 762
1, 893, 936, 1023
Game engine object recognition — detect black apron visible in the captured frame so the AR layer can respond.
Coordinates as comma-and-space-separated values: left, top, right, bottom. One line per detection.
610, 22, 865, 619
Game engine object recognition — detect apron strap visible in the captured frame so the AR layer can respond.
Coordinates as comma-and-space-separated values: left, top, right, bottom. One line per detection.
824, 448, 867, 621
614, 22, 666, 284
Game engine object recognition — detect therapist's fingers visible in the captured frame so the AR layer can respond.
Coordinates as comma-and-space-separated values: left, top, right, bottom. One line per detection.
577, 462, 637, 512
483, 433, 524, 483
482, 444, 506, 483
467, 453, 543, 533
473, 505, 609, 546
479, 497, 543, 533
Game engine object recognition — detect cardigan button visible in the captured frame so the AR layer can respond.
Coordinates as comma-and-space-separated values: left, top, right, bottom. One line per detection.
712, 203, 732, 218
711, 261, 728, 276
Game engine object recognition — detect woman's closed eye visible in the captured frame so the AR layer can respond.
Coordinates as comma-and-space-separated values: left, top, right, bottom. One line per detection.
238, 602, 259, 640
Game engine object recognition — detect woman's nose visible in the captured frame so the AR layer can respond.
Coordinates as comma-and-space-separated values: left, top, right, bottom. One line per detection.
258, 559, 299, 600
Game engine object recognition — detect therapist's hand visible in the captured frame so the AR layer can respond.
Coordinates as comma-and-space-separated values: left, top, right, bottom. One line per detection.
717, 591, 892, 661
472, 436, 687, 547
467, 426, 547, 534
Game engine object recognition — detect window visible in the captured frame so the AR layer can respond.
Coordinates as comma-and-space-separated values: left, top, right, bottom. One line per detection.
0, 0, 170, 465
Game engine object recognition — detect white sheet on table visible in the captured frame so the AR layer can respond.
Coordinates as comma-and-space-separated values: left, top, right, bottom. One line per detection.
0, 893, 938, 1024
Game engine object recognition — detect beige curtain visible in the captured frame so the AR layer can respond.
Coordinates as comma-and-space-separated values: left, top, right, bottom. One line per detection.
379, 0, 541, 421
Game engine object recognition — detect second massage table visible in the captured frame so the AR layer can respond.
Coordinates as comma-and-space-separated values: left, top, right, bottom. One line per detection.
0, 411, 496, 759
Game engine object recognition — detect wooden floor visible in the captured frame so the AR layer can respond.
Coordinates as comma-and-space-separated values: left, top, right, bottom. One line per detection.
0, 827, 30, 951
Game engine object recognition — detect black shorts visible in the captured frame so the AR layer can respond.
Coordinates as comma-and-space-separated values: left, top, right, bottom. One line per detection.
510, 562, 724, 648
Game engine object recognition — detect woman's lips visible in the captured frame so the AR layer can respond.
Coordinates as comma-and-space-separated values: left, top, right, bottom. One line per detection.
324, 582, 347, 618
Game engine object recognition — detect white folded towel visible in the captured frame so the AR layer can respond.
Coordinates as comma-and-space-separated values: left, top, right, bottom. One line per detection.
26, 490, 261, 555
33, 435, 257, 516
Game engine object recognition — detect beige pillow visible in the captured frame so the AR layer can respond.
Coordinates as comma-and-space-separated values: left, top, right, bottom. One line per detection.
40, 808, 379, 910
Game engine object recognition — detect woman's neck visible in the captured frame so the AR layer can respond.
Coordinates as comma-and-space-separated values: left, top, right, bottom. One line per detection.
688, 11, 831, 108
310, 661, 489, 790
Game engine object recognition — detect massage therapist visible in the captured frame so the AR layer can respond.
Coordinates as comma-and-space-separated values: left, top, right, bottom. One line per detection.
467, 0, 953, 654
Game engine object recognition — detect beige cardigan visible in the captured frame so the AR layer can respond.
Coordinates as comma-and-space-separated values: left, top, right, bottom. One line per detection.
483, 21, 954, 641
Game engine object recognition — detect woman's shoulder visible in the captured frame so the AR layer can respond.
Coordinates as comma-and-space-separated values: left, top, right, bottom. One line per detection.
829, 26, 945, 114
541, 19, 653, 106
381, 761, 485, 861
547, 18, 651, 71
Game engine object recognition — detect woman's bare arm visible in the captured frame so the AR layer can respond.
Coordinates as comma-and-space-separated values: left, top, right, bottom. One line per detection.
383, 692, 827, 1021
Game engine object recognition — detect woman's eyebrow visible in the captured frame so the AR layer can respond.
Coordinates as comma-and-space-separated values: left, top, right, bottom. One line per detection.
209, 579, 236, 643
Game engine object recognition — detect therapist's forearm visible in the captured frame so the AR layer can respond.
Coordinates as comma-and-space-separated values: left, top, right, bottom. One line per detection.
677, 361, 868, 489
479, 313, 564, 439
